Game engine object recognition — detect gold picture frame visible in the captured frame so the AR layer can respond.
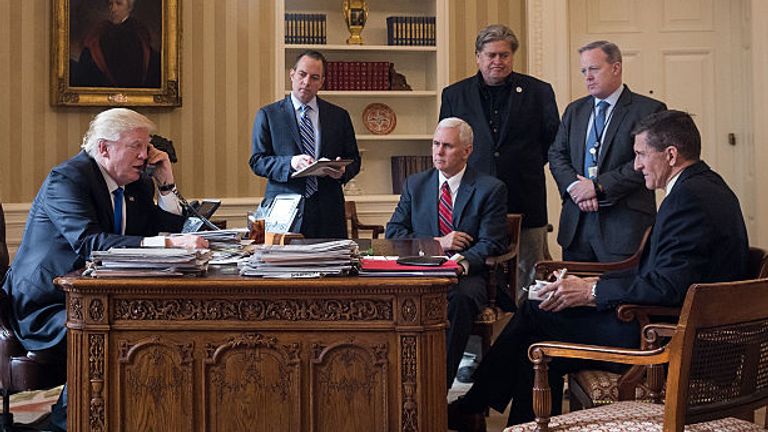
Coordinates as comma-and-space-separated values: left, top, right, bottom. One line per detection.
51, 0, 181, 107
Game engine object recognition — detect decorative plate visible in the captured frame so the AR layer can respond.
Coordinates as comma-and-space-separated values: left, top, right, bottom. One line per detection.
362, 103, 397, 135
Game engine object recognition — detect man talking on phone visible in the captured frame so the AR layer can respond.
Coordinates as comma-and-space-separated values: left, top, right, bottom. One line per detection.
2, 108, 207, 431
250, 50, 361, 238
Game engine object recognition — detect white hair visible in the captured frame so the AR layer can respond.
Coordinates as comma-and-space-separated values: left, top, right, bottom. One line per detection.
435, 117, 474, 147
81, 108, 155, 157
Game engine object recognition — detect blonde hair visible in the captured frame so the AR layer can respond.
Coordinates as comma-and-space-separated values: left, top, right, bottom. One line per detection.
81, 108, 155, 157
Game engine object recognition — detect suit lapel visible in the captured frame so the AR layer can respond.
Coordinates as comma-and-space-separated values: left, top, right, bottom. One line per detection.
317, 98, 329, 156
573, 99, 593, 172
598, 85, 631, 167
496, 74, 523, 147
452, 169, 476, 229
84, 154, 116, 231
282, 96, 302, 153
427, 170, 441, 236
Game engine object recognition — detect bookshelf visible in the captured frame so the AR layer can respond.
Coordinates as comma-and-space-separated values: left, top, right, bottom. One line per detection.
276, 0, 449, 196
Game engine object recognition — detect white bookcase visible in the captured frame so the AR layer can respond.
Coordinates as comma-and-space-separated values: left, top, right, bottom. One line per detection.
275, 0, 449, 196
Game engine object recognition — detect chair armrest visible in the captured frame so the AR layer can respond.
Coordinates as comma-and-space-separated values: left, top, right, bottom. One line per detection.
528, 340, 673, 432
485, 250, 519, 268
535, 260, 623, 279
617, 304, 681, 326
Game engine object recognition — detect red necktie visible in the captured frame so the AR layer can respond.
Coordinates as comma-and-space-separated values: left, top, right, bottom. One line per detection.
438, 181, 453, 236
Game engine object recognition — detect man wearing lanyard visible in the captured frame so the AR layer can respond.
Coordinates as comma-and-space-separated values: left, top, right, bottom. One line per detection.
549, 41, 666, 262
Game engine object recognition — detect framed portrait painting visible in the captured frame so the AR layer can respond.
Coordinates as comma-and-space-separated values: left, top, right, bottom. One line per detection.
51, 0, 181, 107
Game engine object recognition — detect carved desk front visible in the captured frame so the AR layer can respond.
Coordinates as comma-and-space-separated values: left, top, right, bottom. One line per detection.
57, 264, 450, 432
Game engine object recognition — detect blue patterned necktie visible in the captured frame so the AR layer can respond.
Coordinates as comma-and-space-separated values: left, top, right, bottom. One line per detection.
299, 105, 318, 197
113, 187, 124, 234
584, 100, 610, 178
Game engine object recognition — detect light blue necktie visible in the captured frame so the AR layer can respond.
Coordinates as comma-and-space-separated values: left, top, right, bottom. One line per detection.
299, 105, 318, 197
584, 100, 610, 178
113, 187, 124, 234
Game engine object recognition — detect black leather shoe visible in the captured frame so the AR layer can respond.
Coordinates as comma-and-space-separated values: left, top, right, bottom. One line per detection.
448, 398, 486, 432
456, 363, 477, 383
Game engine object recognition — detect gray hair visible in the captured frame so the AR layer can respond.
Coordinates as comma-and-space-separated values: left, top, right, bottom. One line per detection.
578, 40, 622, 64
436, 117, 474, 148
81, 108, 156, 157
475, 24, 519, 54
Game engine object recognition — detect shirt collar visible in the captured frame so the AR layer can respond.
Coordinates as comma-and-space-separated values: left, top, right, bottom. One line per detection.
665, 170, 683, 196
438, 165, 467, 195
594, 84, 624, 109
290, 93, 318, 113
475, 70, 514, 89
96, 161, 120, 194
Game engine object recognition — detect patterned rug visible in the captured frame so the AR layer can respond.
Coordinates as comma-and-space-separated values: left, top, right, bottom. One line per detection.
0, 385, 62, 429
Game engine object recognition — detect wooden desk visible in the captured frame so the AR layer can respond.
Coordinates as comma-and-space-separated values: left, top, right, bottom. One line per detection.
56, 240, 451, 431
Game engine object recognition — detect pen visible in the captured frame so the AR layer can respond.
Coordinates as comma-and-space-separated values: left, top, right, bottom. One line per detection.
556, 268, 568, 282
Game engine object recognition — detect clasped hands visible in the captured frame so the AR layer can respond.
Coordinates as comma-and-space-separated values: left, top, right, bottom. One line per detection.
569, 175, 599, 212
291, 154, 345, 179
537, 274, 598, 312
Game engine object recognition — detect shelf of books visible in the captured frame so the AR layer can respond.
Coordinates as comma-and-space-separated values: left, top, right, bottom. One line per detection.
277, 0, 448, 196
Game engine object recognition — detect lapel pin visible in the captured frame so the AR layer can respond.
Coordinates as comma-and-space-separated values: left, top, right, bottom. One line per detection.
128, 196, 135, 202
516, 86, 523, 93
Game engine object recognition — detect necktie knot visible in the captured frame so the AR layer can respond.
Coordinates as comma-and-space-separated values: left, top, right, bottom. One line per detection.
301, 104, 311, 117
596, 100, 609, 113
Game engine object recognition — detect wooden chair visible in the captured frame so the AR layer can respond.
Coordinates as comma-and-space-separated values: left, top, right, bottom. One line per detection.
345, 201, 384, 239
508, 278, 768, 431
535, 243, 768, 411
472, 213, 523, 358
0, 203, 66, 430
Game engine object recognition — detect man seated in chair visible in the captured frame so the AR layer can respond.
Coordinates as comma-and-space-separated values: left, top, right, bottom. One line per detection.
448, 110, 750, 431
386, 117, 508, 389
2, 108, 208, 431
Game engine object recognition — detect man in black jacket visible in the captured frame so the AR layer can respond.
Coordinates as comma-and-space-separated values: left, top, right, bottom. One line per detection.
440, 24, 560, 300
448, 110, 749, 431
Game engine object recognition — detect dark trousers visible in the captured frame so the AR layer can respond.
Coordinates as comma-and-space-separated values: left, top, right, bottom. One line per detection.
446, 274, 487, 388
28, 340, 67, 431
299, 194, 348, 239
563, 213, 633, 262
463, 300, 639, 425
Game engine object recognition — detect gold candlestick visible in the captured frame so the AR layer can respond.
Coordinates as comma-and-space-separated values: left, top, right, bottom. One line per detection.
343, 0, 368, 45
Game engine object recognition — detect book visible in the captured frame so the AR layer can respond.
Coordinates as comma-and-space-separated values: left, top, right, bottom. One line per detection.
291, 158, 354, 178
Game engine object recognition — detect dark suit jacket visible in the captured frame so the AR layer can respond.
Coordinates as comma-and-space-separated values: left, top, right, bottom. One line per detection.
473, 161, 750, 420
439, 72, 560, 228
385, 167, 508, 274
250, 96, 361, 238
2, 151, 186, 351
597, 161, 749, 309
549, 85, 666, 255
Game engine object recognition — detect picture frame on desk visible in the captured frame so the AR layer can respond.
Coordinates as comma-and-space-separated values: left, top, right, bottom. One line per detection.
51, 0, 181, 107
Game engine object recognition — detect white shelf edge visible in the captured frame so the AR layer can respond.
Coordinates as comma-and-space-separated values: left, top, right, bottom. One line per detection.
285, 44, 437, 52
356, 134, 432, 141
283, 90, 436, 97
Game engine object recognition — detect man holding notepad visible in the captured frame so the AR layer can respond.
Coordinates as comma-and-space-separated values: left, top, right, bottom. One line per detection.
250, 49, 361, 238
386, 117, 508, 389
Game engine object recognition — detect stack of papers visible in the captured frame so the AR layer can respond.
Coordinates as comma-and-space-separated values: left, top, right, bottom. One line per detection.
87, 248, 213, 277
240, 240, 357, 278
358, 256, 460, 277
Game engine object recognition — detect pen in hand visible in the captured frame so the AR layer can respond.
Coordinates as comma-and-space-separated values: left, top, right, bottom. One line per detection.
555, 268, 567, 282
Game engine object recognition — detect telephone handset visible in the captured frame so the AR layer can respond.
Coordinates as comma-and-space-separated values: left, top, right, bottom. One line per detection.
142, 134, 177, 178
142, 160, 158, 178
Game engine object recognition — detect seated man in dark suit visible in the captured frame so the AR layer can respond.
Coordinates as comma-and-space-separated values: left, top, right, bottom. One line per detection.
448, 110, 750, 431
2, 108, 208, 431
386, 117, 508, 389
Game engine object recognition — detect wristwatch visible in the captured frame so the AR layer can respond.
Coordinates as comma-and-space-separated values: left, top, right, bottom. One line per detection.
158, 182, 176, 193
591, 282, 598, 299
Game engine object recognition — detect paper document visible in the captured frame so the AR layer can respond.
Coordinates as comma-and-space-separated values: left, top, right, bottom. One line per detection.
291, 158, 353, 178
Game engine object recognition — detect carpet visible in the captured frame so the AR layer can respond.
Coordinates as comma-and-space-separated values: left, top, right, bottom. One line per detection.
0, 385, 62, 428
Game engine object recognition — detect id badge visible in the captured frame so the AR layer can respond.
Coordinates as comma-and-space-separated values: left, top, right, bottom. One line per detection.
587, 166, 598, 179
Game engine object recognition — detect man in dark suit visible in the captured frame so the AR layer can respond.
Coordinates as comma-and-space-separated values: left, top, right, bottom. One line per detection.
250, 50, 361, 238
440, 24, 560, 299
2, 108, 207, 431
448, 110, 749, 431
549, 40, 666, 262
386, 117, 508, 388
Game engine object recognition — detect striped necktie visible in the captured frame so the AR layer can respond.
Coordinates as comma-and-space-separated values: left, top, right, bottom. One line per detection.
113, 187, 124, 234
438, 181, 453, 236
299, 104, 318, 197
